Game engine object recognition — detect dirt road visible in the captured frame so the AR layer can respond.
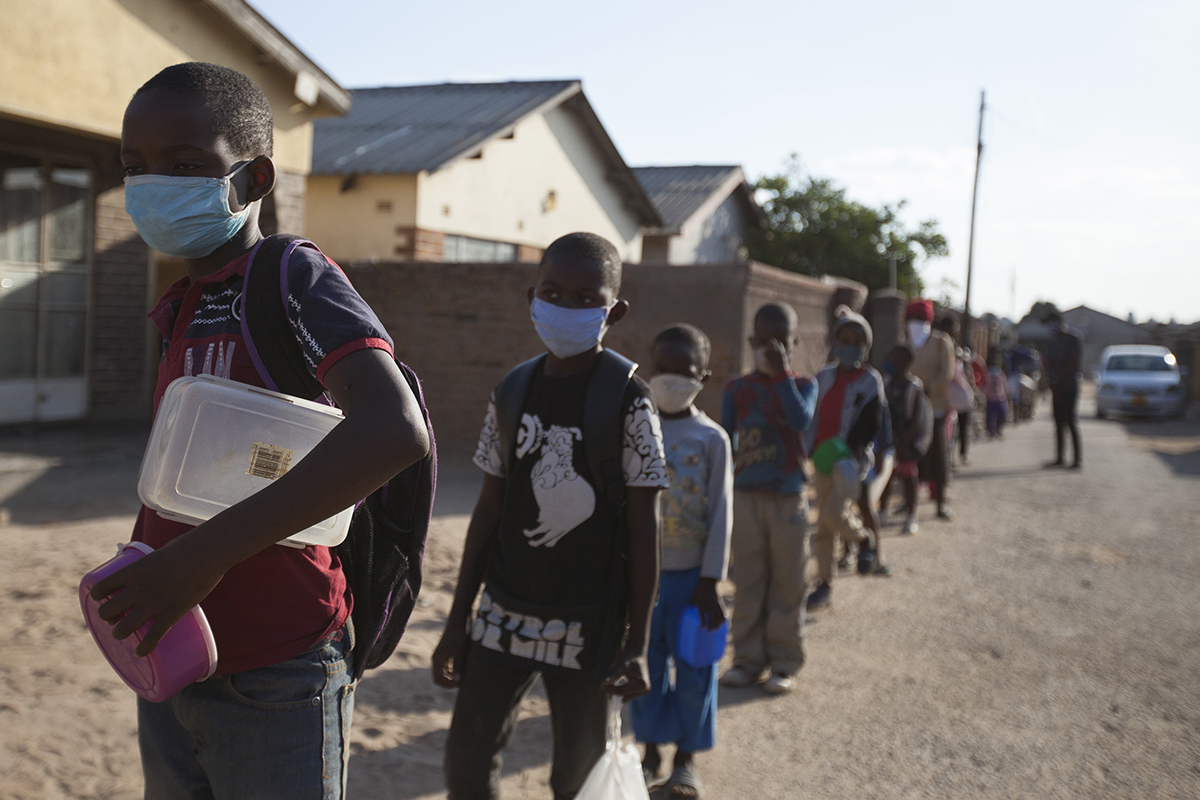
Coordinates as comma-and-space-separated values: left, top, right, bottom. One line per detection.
2, 406, 1198, 799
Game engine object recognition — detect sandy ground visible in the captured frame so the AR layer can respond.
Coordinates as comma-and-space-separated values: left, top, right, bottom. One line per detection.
2, 400, 1200, 799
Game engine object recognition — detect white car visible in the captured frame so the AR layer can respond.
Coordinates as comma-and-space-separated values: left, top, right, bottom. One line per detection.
1094, 345, 1187, 418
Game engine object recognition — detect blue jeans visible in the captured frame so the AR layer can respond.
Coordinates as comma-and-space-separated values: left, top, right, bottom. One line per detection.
630, 568, 718, 753
138, 623, 355, 800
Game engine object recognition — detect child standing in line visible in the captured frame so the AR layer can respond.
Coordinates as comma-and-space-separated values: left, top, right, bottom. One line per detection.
89, 63, 431, 799
432, 233, 667, 800
633, 325, 732, 799
882, 344, 932, 536
718, 303, 817, 695
805, 308, 886, 610
986, 357, 1008, 439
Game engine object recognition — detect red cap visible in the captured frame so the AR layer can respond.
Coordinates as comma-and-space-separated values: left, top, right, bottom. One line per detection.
905, 298, 934, 322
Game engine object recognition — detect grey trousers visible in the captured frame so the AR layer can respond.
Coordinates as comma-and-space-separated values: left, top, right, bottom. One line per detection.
728, 490, 808, 676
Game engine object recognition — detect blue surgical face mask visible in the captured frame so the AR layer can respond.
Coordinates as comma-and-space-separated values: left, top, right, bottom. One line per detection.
124, 162, 254, 258
530, 297, 613, 359
882, 359, 897, 378
834, 344, 866, 368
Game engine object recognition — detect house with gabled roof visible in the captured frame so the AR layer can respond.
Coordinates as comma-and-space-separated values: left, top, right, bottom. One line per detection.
306, 80, 662, 264
0, 0, 347, 426
633, 165, 764, 265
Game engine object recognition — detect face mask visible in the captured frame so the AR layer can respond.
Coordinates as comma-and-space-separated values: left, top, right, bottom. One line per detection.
881, 359, 897, 378
530, 297, 612, 358
907, 320, 932, 349
649, 373, 703, 415
124, 162, 254, 259
834, 344, 866, 368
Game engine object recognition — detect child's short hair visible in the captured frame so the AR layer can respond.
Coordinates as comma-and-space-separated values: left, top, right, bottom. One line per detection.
653, 324, 712, 370
134, 62, 274, 159
889, 343, 916, 365
754, 302, 798, 334
540, 232, 622, 292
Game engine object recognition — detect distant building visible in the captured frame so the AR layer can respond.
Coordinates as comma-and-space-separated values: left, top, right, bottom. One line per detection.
1018, 305, 1152, 374
306, 81, 662, 264
0, 0, 347, 425
632, 166, 764, 264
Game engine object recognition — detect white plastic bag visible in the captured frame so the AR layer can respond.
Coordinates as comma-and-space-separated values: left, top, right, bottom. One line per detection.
576, 697, 651, 800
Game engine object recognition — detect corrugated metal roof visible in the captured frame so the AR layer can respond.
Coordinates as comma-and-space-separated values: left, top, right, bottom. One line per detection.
311, 80, 580, 175
632, 165, 742, 230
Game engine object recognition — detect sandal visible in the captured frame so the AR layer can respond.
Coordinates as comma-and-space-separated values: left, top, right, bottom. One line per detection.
643, 762, 666, 789
667, 761, 704, 798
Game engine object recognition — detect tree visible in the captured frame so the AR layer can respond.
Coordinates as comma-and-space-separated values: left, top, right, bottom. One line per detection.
745, 155, 948, 296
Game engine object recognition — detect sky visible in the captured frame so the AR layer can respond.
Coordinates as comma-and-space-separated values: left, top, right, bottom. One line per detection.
253, 0, 1200, 323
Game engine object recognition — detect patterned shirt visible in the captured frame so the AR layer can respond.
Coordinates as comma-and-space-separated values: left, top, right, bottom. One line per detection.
473, 362, 668, 607
659, 410, 732, 579
720, 372, 817, 494
135, 242, 392, 676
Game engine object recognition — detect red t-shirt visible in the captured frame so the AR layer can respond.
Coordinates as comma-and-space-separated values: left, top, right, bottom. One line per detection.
814, 369, 864, 448
135, 243, 393, 676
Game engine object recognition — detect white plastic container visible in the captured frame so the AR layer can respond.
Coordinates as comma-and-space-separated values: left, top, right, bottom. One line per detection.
138, 374, 353, 548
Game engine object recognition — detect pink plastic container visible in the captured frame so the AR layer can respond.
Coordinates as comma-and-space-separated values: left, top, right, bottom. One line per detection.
79, 542, 218, 702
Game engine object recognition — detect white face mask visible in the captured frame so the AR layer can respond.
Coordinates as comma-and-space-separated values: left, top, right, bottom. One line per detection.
530, 297, 612, 359
907, 320, 932, 349
649, 373, 703, 415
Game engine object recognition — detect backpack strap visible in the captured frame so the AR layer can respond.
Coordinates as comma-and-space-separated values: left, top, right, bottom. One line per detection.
493, 354, 545, 477
240, 234, 326, 400
584, 349, 637, 513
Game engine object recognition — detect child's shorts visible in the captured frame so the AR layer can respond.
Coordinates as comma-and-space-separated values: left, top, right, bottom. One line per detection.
895, 459, 919, 479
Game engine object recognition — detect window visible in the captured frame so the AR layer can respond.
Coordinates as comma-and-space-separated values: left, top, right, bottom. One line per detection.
443, 234, 517, 263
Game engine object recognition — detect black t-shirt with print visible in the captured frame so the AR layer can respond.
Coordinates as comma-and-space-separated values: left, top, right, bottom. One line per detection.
474, 363, 668, 608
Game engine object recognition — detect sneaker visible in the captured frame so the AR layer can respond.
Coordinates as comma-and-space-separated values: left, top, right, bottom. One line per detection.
806, 582, 832, 610
936, 503, 955, 521
762, 672, 796, 695
719, 664, 766, 688
901, 515, 918, 535
856, 546, 876, 575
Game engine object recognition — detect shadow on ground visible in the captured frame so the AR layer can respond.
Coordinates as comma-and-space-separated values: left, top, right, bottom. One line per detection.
0, 423, 148, 524
350, 662, 553, 799
1119, 416, 1200, 478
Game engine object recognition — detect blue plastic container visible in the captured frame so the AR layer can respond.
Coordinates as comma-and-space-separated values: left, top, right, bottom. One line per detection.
675, 605, 728, 668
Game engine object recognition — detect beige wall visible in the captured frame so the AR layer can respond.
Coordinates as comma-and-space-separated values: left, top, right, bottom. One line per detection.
412, 107, 645, 260
0, 0, 321, 174
305, 174, 419, 262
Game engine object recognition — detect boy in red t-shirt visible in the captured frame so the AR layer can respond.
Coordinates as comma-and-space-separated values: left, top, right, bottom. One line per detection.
88, 62, 430, 799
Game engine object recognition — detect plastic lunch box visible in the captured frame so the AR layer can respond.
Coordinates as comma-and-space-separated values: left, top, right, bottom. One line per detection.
79, 542, 218, 702
137, 374, 354, 548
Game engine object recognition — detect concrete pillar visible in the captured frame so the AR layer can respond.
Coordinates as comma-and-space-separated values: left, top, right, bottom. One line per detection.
864, 289, 906, 367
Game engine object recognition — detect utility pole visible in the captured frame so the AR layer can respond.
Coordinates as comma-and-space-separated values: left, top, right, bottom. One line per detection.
962, 90, 985, 347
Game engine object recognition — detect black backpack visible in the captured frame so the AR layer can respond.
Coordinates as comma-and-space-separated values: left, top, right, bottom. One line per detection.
239, 234, 437, 681
491, 349, 637, 681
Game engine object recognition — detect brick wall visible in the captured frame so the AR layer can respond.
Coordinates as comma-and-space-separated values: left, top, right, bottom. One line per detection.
91, 184, 152, 422
345, 260, 853, 461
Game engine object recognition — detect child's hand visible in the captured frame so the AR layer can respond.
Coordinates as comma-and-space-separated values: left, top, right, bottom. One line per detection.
89, 538, 226, 658
691, 577, 727, 632
601, 650, 650, 699
763, 340, 789, 376
431, 624, 467, 688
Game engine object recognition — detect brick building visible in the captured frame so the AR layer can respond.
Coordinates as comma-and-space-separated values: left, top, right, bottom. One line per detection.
0, 0, 347, 425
